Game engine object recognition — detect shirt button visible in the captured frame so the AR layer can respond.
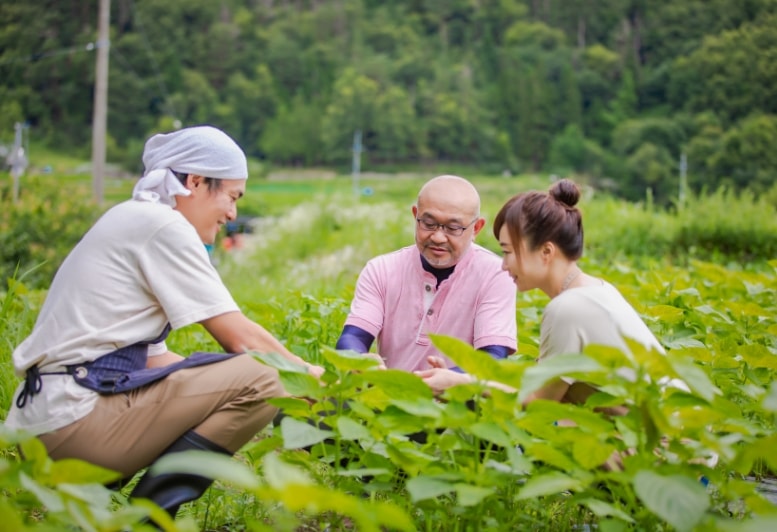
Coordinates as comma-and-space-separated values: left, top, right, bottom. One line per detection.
427, 309, 434, 316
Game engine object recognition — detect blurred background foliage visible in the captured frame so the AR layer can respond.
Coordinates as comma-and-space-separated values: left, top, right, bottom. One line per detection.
1, 0, 777, 205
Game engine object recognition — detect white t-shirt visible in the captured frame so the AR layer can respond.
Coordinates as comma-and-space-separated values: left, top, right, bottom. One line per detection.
5, 200, 239, 435
539, 282, 665, 403
540, 281, 663, 362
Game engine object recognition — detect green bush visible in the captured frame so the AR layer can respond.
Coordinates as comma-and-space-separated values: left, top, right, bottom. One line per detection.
0, 175, 102, 289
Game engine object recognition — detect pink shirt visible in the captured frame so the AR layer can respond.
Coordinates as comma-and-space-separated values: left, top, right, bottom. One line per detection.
344, 244, 517, 371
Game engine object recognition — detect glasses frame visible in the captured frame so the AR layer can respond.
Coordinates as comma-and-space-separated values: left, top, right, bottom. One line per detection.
416, 216, 478, 237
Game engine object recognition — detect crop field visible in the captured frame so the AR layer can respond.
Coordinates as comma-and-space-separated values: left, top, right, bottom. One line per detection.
1, 172, 776, 531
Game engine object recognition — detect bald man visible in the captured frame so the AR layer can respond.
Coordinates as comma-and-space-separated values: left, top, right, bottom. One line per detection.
336, 175, 517, 372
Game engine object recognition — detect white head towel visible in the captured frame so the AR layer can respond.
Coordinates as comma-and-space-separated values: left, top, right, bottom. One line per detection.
133, 125, 248, 206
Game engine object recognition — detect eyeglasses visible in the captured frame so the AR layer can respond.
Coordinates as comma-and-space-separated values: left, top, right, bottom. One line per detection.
416, 217, 477, 236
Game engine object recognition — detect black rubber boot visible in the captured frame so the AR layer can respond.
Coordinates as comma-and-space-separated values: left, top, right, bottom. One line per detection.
130, 430, 232, 519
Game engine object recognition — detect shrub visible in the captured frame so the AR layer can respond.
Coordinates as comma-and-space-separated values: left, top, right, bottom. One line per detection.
0, 175, 102, 289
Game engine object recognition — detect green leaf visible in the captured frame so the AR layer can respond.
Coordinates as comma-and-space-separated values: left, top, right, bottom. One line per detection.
153, 450, 260, 490
278, 370, 325, 397
251, 351, 309, 373
280, 416, 334, 449
268, 397, 317, 418
336, 416, 372, 441
262, 452, 313, 490
572, 434, 617, 470
361, 369, 433, 400
389, 397, 443, 419
519, 354, 604, 402
49, 458, 121, 486
667, 357, 719, 402
19, 472, 65, 512
633, 470, 709, 531
763, 382, 777, 412
517, 471, 583, 499
579, 498, 635, 522
469, 422, 511, 447
455, 483, 494, 506
321, 346, 384, 371
406, 475, 456, 502
430, 335, 507, 382
714, 516, 777, 532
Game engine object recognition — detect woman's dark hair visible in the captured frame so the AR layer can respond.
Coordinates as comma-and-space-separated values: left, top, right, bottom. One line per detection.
171, 170, 222, 191
493, 179, 584, 260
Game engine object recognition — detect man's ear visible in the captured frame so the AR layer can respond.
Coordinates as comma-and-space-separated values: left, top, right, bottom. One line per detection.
471, 217, 486, 238
186, 174, 204, 191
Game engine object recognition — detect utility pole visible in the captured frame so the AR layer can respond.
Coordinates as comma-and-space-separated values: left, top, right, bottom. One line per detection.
91, 0, 110, 205
9, 122, 28, 203
351, 129, 362, 197
679, 152, 687, 208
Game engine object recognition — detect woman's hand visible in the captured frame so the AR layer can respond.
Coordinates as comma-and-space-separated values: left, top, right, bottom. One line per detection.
305, 363, 326, 380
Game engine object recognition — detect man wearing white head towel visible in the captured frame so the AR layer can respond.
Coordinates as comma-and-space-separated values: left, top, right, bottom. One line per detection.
5, 125, 323, 522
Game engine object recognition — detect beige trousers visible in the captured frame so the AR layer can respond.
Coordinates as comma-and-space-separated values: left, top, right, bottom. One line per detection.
38, 354, 284, 478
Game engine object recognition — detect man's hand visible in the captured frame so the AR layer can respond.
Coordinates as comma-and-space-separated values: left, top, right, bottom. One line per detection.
415, 367, 473, 395
363, 352, 387, 370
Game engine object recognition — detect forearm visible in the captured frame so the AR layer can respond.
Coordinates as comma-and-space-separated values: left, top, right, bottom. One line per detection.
146, 351, 185, 368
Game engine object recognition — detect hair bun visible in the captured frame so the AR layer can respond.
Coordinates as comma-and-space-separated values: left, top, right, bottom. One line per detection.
550, 179, 580, 207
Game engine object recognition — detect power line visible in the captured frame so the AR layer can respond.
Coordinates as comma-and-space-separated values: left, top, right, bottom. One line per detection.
0, 41, 100, 66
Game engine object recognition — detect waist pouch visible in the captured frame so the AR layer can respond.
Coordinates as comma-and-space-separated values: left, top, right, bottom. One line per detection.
68, 349, 238, 394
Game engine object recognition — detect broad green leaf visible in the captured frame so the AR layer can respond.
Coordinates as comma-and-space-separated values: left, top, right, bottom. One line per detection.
280, 416, 334, 449
153, 450, 259, 489
715, 517, 777, 532
524, 400, 614, 434
664, 337, 707, 349
693, 304, 733, 324
572, 434, 617, 470
337, 416, 372, 441
406, 475, 455, 502
321, 346, 384, 371
519, 354, 604, 402
739, 344, 777, 370
644, 304, 684, 323
430, 335, 499, 375
268, 397, 316, 418
633, 470, 709, 531
727, 300, 770, 319
49, 458, 121, 486
277, 370, 324, 397
579, 498, 635, 523
0, 498, 25, 531
524, 443, 577, 471
763, 382, 777, 412
19, 472, 65, 512
731, 433, 777, 474
337, 468, 392, 477
390, 397, 444, 419
361, 369, 433, 400
262, 452, 312, 489
58, 482, 114, 508
375, 405, 429, 434
469, 422, 511, 447
517, 471, 583, 499
251, 351, 308, 373
455, 483, 494, 506
667, 357, 719, 401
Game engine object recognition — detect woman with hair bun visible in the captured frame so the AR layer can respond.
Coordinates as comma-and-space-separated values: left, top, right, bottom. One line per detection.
417, 178, 665, 409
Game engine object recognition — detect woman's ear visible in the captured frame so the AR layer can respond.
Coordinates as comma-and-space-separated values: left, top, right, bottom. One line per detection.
541, 241, 555, 263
